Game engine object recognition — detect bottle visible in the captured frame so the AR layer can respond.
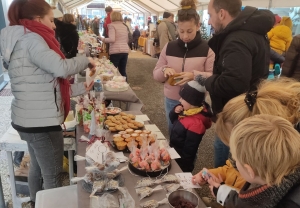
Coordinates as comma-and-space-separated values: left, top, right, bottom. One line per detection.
94, 79, 102, 92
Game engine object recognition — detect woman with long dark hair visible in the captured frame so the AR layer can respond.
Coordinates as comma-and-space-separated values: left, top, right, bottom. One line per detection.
0, 0, 95, 206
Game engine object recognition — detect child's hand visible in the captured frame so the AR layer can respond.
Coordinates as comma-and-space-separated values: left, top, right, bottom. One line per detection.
208, 174, 222, 198
192, 171, 207, 185
175, 105, 183, 113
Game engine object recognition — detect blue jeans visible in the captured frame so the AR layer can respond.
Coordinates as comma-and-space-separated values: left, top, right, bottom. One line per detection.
18, 131, 64, 202
214, 136, 230, 168
110, 53, 128, 78
165, 97, 180, 135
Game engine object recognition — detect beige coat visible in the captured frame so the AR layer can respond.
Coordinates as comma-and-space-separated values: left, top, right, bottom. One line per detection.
156, 19, 175, 52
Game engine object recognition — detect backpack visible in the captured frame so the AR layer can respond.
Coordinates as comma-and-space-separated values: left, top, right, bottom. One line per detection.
123, 23, 133, 44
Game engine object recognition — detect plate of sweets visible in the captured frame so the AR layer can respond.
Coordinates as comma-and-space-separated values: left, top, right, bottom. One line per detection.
105, 107, 122, 115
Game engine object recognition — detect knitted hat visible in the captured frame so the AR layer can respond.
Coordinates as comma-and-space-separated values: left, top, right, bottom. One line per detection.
274, 14, 281, 25
179, 80, 206, 107
53, 9, 63, 19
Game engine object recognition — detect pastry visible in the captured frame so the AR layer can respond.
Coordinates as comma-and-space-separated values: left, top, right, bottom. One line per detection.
139, 133, 148, 138
116, 125, 124, 131
115, 141, 127, 150
120, 112, 127, 116
109, 127, 117, 132
143, 130, 151, 134
122, 124, 129, 129
107, 122, 116, 127
119, 131, 126, 135
134, 122, 144, 128
131, 133, 138, 138
120, 119, 127, 125
125, 137, 133, 142
134, 130, 142, 134
107, 116, 114, 120
113, 137, 124, 142
167, 74, 182, 86
136, 136, 143, 142
127, 114, 136, 119
113, 134, 121, 138
125, 129, 134, 134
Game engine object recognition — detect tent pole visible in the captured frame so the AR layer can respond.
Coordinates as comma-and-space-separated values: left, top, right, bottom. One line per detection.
268, 0, 273, 9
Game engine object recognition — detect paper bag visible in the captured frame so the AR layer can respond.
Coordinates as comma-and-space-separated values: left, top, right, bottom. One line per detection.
86, 68, 97, 86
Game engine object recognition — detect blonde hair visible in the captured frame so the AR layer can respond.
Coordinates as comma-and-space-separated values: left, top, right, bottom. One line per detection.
216, 78, 300, 145
230, 114, 300, 186
110, 11, 123, 22
62, 14, 74, 24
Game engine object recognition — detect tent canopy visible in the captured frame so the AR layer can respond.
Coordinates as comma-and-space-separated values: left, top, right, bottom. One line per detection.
60, 0, 300, 15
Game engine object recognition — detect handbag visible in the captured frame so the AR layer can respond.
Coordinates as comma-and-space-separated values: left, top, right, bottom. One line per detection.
123, 23, 133, 44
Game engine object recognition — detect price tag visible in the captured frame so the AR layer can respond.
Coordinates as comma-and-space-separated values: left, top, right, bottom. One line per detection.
86, 140, 108, 164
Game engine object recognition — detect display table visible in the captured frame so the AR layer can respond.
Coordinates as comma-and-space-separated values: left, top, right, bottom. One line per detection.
0, 126, 76, 208
77, 73, 143, 111
76, 111, 207, 208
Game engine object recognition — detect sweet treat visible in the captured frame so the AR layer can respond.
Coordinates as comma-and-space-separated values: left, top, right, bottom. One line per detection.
113, 137, 124, 143
115, 141, 127, 150
143, 130, 151, 134
134, 130, 142, 134
167, 74, 183, 86
104, 81, 129, 92
135, 136, 143, 142
122, 134, 131, 139
119, 131, 126, 135
113, 134, 121, 138
109, 127, 117, 132
131, 133, 138, 138
125, 137, 134, 142
122, 124, 129, 129
134, 121, 144, 128
139, 133, 148, 138
125, 129, 134, 134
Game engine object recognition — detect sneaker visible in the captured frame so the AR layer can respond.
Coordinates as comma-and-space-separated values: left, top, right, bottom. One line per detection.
274, 63, 281, 76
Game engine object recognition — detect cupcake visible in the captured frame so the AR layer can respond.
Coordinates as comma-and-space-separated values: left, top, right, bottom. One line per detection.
134, 130, 142, 134
119, 131, 126, 135
113, 134, 121, 138
125, 137, 134, 142
113, 137, 124, 143
135, 136, 143, 142
131, 133, 138, 138
143, 130, 151, 134
116, 141, 127, 150
122, 134, 131, 139
139, 133, 148, 138
125, 129, 134, 134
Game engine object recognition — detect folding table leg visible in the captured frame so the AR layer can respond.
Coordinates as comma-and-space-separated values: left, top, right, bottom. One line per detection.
0, 174, 7, 208
6, 151, 30, 208
68, 150, 74, 185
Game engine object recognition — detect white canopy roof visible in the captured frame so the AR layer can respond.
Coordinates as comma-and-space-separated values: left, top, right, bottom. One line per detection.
59, 0, 300, 15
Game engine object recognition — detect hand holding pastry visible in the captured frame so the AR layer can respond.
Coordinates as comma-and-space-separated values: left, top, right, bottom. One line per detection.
174, 72, 194, 86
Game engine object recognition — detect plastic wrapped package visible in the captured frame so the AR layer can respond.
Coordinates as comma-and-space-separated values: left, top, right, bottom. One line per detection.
140, 198, 168, 208
163, 184, 181, 194
159, 174, 179, 183
136, 185, 163, 200
90, 180, 106, 197
104, 179, 119, 191
135, 178, 157, 188
90, 193, 119, 208
71, 172, 94, 184
118, 187, 135, 208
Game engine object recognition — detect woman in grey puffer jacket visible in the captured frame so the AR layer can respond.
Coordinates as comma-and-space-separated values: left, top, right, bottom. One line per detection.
0, 0, 95, 205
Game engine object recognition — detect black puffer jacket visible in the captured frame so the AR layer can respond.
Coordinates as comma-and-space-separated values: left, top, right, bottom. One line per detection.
205, 6, 274, 118
282, 35, 300, 81
55, 19, 79, 58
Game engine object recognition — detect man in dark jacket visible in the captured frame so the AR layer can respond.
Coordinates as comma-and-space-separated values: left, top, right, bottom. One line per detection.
196, 0, 274, 168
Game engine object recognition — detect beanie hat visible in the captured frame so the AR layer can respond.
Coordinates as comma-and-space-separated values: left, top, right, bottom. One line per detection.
179, 80, 206, 107
274, 14, 281, 25
53, 9, 63, 19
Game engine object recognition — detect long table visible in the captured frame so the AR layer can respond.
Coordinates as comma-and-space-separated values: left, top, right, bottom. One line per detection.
76, 111, 207, 208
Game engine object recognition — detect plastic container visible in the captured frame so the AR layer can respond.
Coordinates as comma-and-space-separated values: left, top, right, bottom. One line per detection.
94, 79, 102, 92
35, 185, 78, 208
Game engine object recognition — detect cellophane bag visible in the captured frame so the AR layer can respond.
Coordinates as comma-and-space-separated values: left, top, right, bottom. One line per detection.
90, 193, 119, 208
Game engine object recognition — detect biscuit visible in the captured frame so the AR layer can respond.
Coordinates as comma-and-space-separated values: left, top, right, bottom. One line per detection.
109, 127, 117, 132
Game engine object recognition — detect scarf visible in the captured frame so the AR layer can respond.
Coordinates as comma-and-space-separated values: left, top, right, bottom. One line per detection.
20, 19, 70, 121
238, 168, 300, 208
179, 106, 203, 118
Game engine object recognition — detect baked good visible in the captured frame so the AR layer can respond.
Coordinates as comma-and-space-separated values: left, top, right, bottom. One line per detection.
113, 137, 124, 142
139, 133, 148, 138
113, 134, 121, 138
167, 74, 182, 86
122, 134, 131, 139
115, 141, 127, 150
109, 127, 117, 132
143, 130, 151, 134
119, 131, 126, 135
125, 137, 133, 142
134, 130, 142, 134
131, 133, 138, 138
126, 129, 134, 134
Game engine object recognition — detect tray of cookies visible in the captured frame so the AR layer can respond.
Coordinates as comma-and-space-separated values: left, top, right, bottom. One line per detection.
111, 129, 157, 152
104, 112, 144, 132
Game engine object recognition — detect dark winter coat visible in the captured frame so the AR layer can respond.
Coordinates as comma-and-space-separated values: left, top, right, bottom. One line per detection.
169, 103, 212, 172
205, 6, 274, 118
55, 19, 79, 59
133, 29, 140, 42
282, 35, 300, 81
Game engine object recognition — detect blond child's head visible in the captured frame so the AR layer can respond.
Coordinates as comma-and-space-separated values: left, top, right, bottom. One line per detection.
230, 114, 300, 186
216, 78, 300, 145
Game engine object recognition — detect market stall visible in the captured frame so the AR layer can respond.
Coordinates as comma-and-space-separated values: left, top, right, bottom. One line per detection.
75, 111, 207, 208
